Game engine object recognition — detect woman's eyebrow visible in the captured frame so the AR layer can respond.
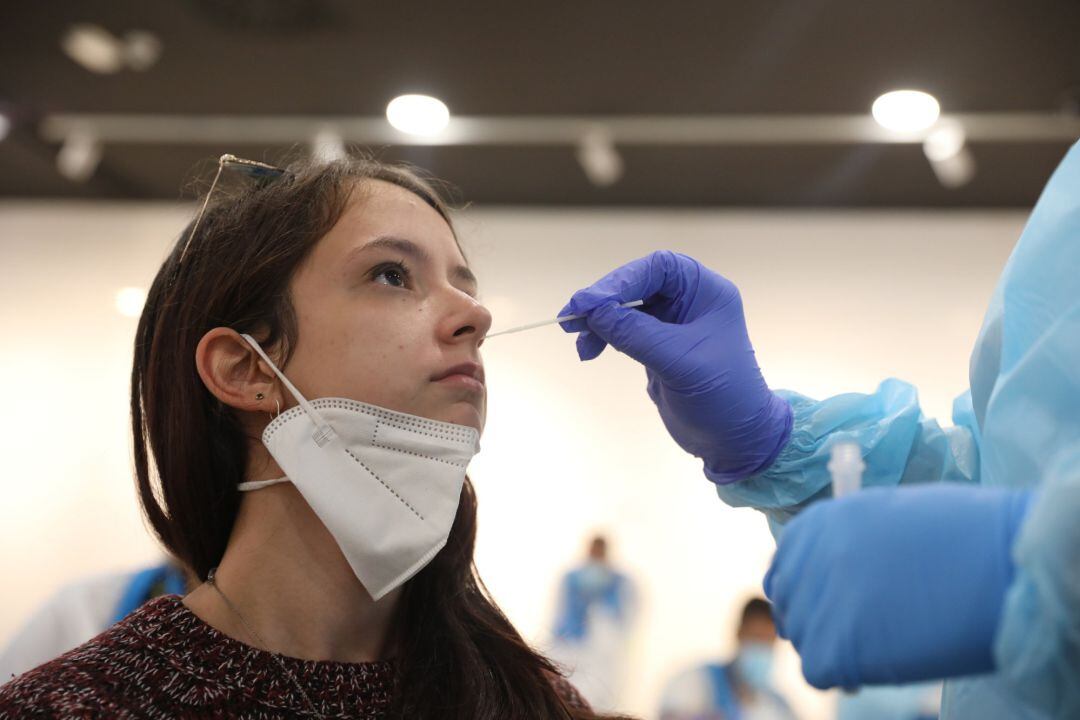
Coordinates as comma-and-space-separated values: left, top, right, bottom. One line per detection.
348, 235, 478, 289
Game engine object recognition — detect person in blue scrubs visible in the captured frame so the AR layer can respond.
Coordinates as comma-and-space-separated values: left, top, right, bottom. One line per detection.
552, 536, 634, 646
559, 141, 1080, 719
549, 535, 635, 709
659, 598, 796, 720
1, 562, 187, 683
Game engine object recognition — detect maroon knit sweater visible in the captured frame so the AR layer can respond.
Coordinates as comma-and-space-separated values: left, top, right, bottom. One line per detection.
0, 595, 589, 718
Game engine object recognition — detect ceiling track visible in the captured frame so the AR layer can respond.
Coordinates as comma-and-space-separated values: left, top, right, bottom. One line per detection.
38, 112, 1080, 147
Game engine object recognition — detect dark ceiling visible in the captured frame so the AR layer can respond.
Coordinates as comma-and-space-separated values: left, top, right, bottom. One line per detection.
1, 1, 1078, 206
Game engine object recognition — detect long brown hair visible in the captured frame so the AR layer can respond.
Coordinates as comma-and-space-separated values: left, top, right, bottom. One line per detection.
131, 153, 635, 720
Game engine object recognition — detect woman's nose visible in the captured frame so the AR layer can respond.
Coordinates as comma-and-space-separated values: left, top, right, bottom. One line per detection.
444, 292, 492, 344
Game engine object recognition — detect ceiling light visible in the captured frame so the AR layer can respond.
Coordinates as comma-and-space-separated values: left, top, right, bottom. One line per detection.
927, 149, 975, 188
923, 119, 966, 162
576, 127, 624, 187
57, 129, 103, 182
115, 287, 147, 317
311, 127, 346, 163
871, 90, 941, 133
386, 94, 450, 137
0, 113, 10, 142
123, 30, 163, 72
924, 120, 974, 188
62, 24, 124, 75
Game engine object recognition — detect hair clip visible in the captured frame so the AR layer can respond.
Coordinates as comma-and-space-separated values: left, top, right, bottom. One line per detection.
219, 154, 287, 180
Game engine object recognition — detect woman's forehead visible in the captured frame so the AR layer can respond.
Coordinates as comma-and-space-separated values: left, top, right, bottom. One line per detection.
317, 181, 473, 284
334, 181, 457, 247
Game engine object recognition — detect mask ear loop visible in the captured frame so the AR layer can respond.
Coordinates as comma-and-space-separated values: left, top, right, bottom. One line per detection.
239, 333, 336, 447
264, 398, 281, 422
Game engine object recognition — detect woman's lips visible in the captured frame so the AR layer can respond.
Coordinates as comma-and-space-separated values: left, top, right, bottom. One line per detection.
435, 373, 485, 393
432, 362, 485, 394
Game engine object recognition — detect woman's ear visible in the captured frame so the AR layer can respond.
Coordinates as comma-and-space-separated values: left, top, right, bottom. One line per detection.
195, 328, 279, 412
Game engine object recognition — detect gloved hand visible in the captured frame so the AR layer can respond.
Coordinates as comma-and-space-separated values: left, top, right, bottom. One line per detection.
765, 483, 1034, 689
559, 251, 792, 481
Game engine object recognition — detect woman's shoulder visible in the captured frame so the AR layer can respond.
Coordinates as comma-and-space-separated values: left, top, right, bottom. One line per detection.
1, 594, 398, 719
0, 595, 189, 717
0, 645, 106, 717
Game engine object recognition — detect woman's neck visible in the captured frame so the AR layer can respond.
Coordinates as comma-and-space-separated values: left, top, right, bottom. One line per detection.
183, 480, 401, 663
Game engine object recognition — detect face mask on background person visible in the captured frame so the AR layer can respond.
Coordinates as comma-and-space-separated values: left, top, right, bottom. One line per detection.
734, 642, 775, 692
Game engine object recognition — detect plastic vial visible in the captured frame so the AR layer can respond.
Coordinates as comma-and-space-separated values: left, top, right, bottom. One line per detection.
828, 441, 865, 498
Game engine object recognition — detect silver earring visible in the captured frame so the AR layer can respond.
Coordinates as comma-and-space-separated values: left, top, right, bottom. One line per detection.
255, 392, 265, 401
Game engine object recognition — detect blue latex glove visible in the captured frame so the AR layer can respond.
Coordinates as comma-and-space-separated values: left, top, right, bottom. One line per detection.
765, 484, 1035, 689
559, 251, 792, 481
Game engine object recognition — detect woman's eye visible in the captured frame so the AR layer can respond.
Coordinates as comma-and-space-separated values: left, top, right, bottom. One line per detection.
371, 262, 410, 288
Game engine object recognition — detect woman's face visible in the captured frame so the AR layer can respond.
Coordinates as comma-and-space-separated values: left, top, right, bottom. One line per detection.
280, 179, 491, 432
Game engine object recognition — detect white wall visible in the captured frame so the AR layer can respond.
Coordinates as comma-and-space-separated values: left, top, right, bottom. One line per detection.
0, 201, 1026, 718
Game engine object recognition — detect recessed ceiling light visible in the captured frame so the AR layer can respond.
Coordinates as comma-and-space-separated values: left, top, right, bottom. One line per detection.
386, 94, 450, 137
62, 24, 124, 75
871, 90, 941, 133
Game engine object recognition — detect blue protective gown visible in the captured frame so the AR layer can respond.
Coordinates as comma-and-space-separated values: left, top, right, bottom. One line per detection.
716, 140, 1080, 719
552, 563, 632, 642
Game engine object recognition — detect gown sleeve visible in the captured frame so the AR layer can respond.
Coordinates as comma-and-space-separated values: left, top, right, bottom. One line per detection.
990, 300, 1080, 717
714, 378, 980, 533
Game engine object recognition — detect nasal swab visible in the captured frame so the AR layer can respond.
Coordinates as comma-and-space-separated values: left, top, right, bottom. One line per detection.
485, 299, 645, 339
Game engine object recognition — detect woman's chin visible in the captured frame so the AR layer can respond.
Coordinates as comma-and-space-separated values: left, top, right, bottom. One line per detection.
440, 405, 485, 433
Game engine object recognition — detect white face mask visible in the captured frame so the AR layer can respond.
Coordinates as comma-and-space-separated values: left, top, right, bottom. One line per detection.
238, 333, 480, 601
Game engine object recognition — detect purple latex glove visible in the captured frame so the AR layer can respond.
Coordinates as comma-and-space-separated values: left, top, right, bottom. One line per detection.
560, 251, 792, 481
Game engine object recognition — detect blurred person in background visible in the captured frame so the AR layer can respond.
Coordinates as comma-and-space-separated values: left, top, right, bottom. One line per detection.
659, 597, 796, 720
549, 534, 636, 711
0, 153, 632, 720
0, 559, 189, 683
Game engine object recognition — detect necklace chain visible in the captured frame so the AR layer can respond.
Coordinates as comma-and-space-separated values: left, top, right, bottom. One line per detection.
206, 568, 324, 719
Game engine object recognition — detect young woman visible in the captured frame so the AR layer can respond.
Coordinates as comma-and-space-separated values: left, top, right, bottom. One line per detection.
0, 155, 634, 719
